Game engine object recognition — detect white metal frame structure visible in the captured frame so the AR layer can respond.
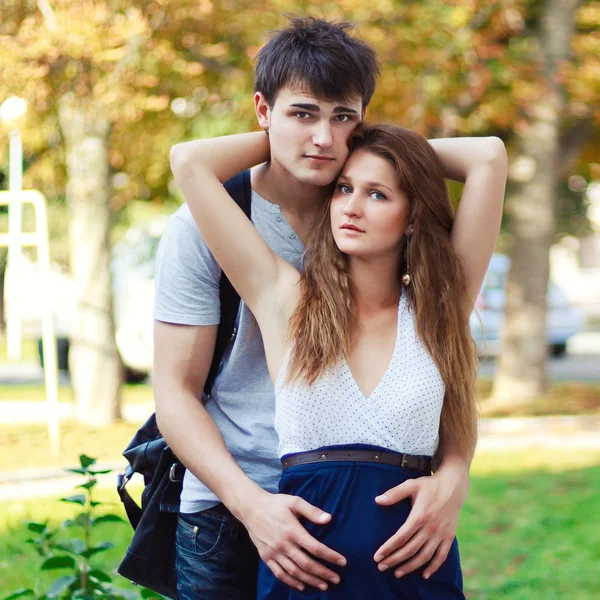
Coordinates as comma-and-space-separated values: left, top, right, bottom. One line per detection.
0, 190, 60, 454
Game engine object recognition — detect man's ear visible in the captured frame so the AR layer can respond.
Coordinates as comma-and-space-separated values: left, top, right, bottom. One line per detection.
254, 92, 271, 131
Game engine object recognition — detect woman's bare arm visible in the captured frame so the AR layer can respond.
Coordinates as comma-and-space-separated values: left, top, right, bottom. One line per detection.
428, 136, 508, 312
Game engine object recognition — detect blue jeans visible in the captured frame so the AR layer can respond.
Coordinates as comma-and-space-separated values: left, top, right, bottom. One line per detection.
175, 503, 259, 599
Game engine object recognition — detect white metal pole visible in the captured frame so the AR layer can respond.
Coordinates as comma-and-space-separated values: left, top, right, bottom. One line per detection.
6, 128, 23, 360
34, 193, 60, 456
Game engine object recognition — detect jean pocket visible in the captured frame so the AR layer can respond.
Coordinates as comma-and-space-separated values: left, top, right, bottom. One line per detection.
176, 511, 228, 560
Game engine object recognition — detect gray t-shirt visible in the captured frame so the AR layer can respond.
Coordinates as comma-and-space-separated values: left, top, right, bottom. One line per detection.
154, 188, 305, 513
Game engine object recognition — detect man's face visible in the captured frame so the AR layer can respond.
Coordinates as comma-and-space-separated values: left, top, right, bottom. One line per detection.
255, 86, 363, 187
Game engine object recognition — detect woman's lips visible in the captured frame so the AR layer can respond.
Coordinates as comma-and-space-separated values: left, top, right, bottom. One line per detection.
341, 224, 364, 233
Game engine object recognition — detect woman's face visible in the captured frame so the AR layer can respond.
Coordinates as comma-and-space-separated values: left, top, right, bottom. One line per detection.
330, 149, 411, 260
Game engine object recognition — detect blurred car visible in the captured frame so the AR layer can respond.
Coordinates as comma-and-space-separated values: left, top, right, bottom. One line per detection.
12, 219, 166, 382
470, 254, 586, 357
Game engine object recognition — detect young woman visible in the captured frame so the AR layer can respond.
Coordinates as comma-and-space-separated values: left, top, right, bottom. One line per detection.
170, 124, 507, 599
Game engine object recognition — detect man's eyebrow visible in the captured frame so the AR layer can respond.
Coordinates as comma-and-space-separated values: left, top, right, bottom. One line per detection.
289, 103, 359, 115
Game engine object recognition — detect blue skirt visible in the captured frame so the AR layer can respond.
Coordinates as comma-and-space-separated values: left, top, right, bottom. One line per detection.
257, 444, 464, 599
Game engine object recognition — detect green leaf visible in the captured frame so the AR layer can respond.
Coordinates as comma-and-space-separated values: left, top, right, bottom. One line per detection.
81, 541, 114, 559
88, 568, 112, 583
93, 514, 126, 525
76, 479, 97, 491
46, 575, 77, 597
64, 468, 88, 475
90, 501, 102, 507
25, 521, 48, 534
88, 469, 112, 475
51, 539, 85, 555
2, 589, 35, 600
79, 455, 97, 469
140, 589, 166, 599
107, 590, 139, 600
60, 495, 86, 506
40, 555, 77, 570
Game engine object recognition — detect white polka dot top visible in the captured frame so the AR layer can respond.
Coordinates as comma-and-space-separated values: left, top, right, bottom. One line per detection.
274, 288, 446, 458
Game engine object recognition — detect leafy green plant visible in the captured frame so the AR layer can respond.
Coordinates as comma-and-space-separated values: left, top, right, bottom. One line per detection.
2, 455, 164, 600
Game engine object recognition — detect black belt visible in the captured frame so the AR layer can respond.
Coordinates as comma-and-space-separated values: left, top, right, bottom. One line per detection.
281, 449, 432, 472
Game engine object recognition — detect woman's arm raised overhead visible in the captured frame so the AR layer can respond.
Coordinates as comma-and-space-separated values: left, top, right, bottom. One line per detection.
170, 132, 298, 318
428, 137, 508, 312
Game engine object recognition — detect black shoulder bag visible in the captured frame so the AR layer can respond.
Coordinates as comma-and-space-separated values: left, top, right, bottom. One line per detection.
116, 170, 252, 598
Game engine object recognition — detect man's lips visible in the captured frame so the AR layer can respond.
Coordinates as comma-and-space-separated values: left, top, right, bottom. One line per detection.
341, 223, 365, 233
304, 155, 335, 161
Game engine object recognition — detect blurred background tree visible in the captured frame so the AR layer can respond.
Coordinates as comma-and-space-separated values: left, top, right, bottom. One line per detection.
0, 0, 598, 422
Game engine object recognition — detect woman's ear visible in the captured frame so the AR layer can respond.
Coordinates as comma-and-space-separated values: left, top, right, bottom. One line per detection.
405, 224, 415, 237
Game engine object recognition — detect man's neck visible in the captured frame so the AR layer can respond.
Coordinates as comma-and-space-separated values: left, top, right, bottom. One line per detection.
251, 160, 331, 229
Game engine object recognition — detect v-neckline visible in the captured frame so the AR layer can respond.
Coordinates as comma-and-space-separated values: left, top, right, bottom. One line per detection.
343, 292, 402, 402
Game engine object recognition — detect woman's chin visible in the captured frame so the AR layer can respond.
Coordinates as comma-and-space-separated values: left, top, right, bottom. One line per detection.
335, 240, 365, 257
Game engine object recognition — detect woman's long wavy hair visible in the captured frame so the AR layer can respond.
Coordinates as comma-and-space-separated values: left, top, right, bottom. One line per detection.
286, 123, 479, 460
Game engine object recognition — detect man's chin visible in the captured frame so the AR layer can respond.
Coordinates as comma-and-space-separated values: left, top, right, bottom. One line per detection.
294, 168, 339, 188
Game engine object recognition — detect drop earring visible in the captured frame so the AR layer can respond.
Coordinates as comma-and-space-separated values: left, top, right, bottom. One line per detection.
402, 226, 413, 286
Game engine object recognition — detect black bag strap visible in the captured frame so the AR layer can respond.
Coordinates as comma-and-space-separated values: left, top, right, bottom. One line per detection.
117, 469, 143, 530
203, 169, 252, 396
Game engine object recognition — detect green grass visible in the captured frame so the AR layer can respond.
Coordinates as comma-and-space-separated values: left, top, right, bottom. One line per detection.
0, 486, 144, 595
0, 450, 599, 599
460, 465, 600, 599
0, 421, 144, 471
0, 382, 153, 404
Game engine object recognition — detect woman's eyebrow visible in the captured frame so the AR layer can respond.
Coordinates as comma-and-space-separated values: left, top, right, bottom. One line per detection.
339, 175, 394, 193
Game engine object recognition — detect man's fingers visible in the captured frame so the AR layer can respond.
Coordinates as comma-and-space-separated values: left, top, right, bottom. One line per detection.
376, 531, 427, 570
374, 513, 421, 561
276, 553, 331, 591
287, 546, 341, 586
294, 528, 347, 567
266, 559, 305, 592
375, 479, 418, 506
291, 496, 331, 525
422, 540, 452, 579
393, 539, 438, 578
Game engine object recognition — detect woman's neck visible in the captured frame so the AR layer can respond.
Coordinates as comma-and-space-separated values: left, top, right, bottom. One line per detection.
348, 254, 403, 315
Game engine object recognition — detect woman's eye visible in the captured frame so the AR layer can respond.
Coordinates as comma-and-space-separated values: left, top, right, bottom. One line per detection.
370, 191, 387, 201
338, 184, 352, 194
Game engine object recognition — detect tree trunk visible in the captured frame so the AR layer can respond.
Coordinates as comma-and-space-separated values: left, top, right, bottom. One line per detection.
58, 93, 122, 425
489, 0, 581, 408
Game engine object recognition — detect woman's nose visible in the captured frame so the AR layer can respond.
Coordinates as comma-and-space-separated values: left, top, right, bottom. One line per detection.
342, 193, 363, 217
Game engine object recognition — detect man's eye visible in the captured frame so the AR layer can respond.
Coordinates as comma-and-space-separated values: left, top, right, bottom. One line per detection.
294, 112, 311, 119
334, 115, 351, 122
370, 191, 387, 201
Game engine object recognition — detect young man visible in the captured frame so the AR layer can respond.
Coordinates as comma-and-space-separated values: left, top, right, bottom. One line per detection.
154, 17, 474, 599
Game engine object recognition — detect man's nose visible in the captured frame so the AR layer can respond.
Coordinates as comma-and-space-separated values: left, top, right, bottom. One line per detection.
313, 121, 333, 148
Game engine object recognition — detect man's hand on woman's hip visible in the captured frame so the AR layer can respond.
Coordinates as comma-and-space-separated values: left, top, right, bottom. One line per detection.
238, 489, 346, 592
372, 463, 469, 579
